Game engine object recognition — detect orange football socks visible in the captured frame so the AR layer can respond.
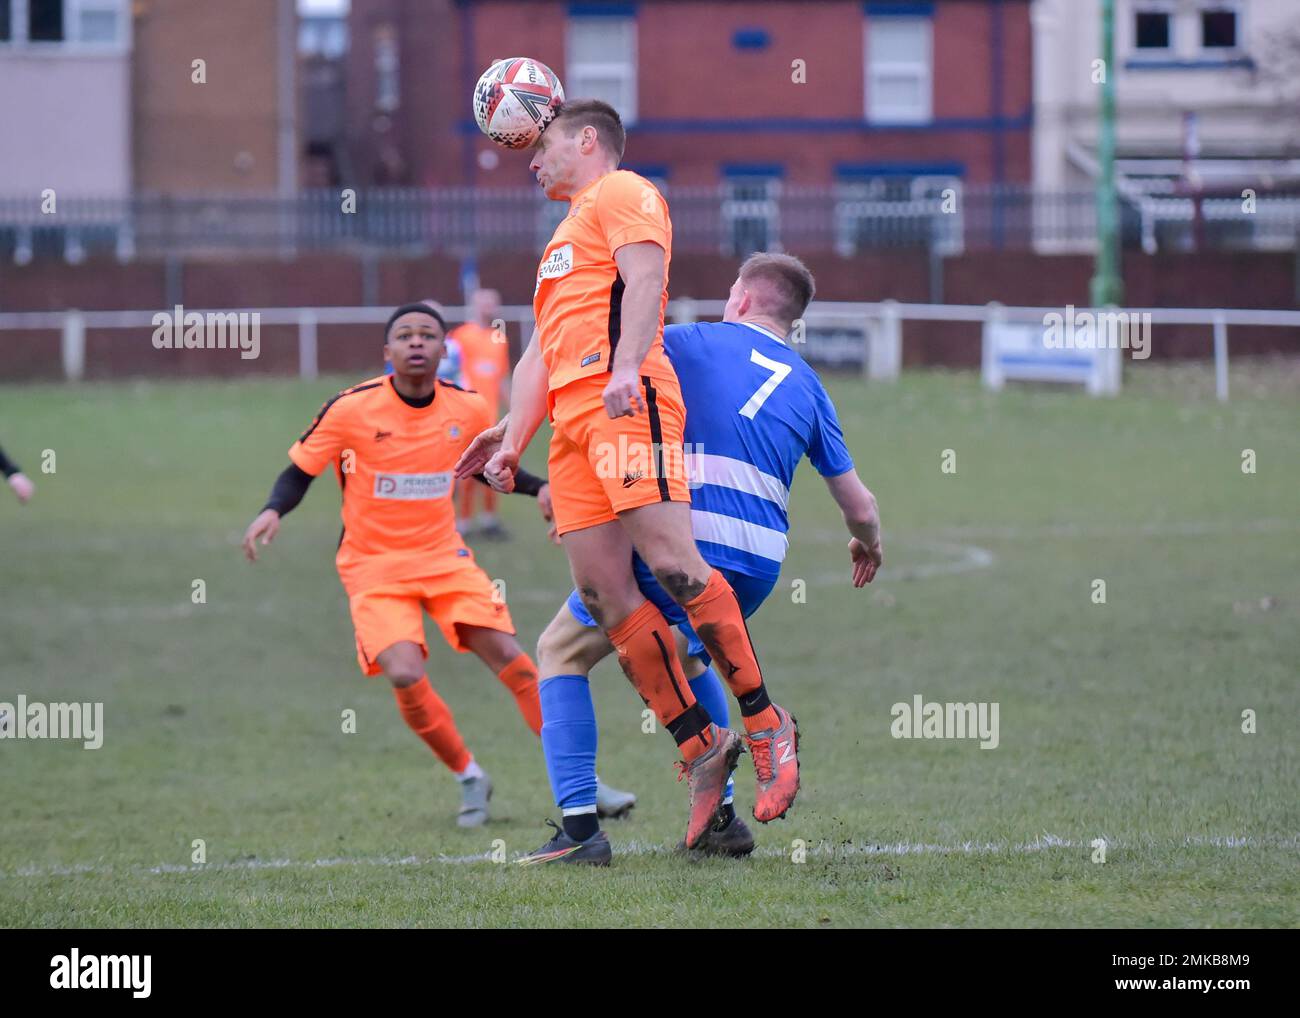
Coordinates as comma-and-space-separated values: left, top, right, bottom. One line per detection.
607, 599, 714, 761
683, 569, 780, 734
392, 677, 472, 773
497, 652, 543, 735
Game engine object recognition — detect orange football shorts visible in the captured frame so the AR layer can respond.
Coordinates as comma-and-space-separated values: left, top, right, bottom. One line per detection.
347, 554, 515, 676
547, 372, 691, 536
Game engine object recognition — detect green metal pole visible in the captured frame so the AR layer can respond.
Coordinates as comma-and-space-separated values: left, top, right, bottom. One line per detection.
1091, 0, 1123, 307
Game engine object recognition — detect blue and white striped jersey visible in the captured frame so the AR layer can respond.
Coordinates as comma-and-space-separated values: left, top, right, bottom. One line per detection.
663, 320, 854, 581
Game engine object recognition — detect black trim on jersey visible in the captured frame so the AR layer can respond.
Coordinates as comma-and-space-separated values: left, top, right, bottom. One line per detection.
298, 381, 384, 444
641, 376, 671, 501
437, 378, 474, 392
606, 274, 625, 369
389, 376, 435, 408
336, 456, 348, 549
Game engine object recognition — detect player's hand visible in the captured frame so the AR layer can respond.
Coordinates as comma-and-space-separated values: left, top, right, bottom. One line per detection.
849, 536, 882, 587
602, 369, 645, 418
537, 482, 560, 545
484, 447, 519, 494
454, 416, 509, 479
7, 472, 34, 504
242, 509, 281, 562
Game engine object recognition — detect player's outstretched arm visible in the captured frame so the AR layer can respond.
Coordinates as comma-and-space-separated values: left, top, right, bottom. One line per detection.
489, 330, 548, 490
454, 415, 508, 479
475, 464, 546, 496
605, 241, 667, 418
242, 510, 281, 562
6, 472, 34, 504
824, 469, 883, 587
242, 463, 315, 562
0, 445, 33, 504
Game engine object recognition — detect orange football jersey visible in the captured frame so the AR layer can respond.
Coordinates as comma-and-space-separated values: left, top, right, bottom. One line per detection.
288, 375, 492, 596
533, 169, 677, 403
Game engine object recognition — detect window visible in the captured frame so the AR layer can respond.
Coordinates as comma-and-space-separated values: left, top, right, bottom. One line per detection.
76, 1, 122, 44
721, 171, 781, 258
29, 0, 64, 41
1134, 10, 1171, 49
566, 15, 637, 124
373, 23, 400, 112
865, 16, 932, 123
0, 1, 127, 47
1201, 6, 1238, 49
300, 16, 348, 59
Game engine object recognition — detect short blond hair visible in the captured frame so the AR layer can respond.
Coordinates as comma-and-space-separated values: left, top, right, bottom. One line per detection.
738, 253, 816, 325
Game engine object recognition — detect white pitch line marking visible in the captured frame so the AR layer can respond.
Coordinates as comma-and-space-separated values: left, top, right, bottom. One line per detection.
6, 833, 1295, 879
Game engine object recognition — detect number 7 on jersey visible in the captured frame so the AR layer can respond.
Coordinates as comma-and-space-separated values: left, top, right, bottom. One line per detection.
739, 348, 793, 419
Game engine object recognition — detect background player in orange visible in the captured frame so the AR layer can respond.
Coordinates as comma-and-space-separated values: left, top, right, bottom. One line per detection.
450, 289, 512, 540
464, 100, 803, 854
240, 302, 549, 828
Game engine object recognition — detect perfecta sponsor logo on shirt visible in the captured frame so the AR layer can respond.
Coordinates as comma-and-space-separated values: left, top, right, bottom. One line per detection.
373, 472, 453, 500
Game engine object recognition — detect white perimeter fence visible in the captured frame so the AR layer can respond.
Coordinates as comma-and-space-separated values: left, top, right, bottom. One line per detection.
2, 300, 1299, 402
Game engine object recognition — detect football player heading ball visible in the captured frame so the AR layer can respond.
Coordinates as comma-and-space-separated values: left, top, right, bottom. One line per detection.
459, 96, 806, 856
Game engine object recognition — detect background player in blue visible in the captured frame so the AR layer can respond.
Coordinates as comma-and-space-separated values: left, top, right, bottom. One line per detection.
462, 253, 884, 864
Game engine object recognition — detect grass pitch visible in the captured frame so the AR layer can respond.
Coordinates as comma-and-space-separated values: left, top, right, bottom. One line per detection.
1, 362, 1296, 927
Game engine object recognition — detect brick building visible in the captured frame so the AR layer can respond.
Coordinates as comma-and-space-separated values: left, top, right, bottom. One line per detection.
133, 0, 298, 196
346, 0, 1034, 194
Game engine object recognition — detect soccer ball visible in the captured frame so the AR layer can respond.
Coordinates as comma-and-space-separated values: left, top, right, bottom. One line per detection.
473, 57, 565, 150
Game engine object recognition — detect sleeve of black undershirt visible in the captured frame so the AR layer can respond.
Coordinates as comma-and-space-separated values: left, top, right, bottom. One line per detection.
0, 445, 20, 479
262, 463, 316, 516
474, 466, 546, 498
